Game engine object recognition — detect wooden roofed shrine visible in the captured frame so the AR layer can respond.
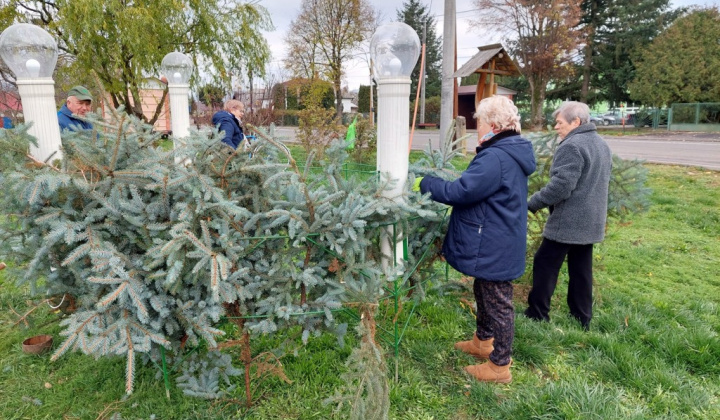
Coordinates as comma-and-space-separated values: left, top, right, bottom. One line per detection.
453, 44, 521, 105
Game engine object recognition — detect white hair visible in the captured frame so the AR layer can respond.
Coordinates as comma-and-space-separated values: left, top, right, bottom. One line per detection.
474, 95, 521, 133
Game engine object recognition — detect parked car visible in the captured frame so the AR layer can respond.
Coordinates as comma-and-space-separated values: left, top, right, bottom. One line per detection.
590, 114, 604, 125
598, 113, 617, 125
623, 112, 637, 126
590, 113, 616, 126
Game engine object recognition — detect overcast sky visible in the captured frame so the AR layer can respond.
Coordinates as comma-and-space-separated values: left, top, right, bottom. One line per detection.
256, 0, 719, 92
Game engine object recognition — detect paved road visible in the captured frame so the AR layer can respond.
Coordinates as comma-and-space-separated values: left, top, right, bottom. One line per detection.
272, 127, 720, 171
603, 137, 720, 171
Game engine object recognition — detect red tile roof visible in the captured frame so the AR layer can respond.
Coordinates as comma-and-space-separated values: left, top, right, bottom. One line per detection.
0, 91, 22, 112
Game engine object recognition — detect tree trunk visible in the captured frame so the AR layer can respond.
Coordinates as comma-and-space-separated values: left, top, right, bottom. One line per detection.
581, 42, 592, 102
529, 76, 547, 130
223, 302, 254, 407
148, 89, 169, 125
334, 78, 343, 120
581, 0, 598, 102
242, 328, 252, 407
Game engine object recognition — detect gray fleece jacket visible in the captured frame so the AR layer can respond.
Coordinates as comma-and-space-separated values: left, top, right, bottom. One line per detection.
528, 123, 612, 244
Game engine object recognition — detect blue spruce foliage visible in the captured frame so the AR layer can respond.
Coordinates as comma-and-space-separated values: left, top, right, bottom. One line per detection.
0, 108, 447, 396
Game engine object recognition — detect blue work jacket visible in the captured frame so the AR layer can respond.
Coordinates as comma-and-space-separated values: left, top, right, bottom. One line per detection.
420, 131, 536, 281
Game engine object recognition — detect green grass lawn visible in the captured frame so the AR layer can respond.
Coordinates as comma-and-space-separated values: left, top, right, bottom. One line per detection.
0, 165, 718, 419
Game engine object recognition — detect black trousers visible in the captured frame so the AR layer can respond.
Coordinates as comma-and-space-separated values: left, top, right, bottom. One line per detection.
474, 279, 514, 366
525, 238, 594, 328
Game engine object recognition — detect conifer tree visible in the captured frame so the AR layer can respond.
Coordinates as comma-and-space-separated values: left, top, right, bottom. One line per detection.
0, 112, 649, 408
0, 109, 445, 400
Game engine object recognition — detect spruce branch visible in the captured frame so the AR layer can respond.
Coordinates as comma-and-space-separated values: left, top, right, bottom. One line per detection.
26, 153, 62, 172
125, 325, 136, 394
11, 298, 53, 327
248, 124, 316, 223
94, 400, 125, 420
109, 114, 128, 172
246, 124, 294, 166
51, 312, 102, 362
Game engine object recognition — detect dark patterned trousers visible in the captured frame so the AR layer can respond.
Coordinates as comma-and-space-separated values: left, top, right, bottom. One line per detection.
473, 278, 514, 366
525, 238, 594, 329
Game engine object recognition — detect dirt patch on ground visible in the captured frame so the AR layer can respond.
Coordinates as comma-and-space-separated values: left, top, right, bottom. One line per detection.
513, 282, 532, 305
449, 277, 532, 309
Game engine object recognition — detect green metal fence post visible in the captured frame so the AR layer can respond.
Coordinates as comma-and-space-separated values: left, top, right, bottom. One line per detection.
653, 108, 659, 129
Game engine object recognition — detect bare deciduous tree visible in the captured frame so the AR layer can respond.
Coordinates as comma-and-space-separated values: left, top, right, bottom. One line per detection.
284, 0, 377, 118
472, 0, 583, 128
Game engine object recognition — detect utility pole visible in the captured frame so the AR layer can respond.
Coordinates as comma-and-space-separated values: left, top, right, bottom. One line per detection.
439, 0, 456, 141
369, 60, 375, 127
420, 20, 427, 125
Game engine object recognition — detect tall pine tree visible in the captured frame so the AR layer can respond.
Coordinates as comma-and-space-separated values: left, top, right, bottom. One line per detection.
573, 0, 681, 105
397, 0, 443, 98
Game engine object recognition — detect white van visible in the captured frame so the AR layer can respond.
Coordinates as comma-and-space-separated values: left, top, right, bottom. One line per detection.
607, 107, 639, 116
602, 107, 639, 125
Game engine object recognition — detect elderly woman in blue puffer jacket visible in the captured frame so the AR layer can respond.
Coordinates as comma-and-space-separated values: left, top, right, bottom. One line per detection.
416, 95, 536, 384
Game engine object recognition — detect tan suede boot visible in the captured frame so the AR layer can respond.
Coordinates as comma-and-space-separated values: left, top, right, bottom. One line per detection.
454, 335, 494, 359
464, 360, 512, 383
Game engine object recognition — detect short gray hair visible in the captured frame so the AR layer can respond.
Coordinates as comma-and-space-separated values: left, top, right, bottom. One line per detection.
553, 101, 590, 125
474, 95, 521, 133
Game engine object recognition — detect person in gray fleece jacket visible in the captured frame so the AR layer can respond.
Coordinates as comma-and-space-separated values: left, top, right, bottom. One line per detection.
524, 101, 612, 330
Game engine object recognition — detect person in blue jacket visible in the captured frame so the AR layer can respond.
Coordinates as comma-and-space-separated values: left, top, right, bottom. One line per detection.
57, 85, 94, 133
414, 95, 536, 383
211, 99, 245, 150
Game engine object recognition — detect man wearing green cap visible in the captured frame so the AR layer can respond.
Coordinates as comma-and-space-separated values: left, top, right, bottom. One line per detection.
57, 85, 94, 133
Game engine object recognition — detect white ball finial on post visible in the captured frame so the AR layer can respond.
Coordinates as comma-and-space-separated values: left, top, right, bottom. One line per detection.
0, 23, 62, 163
160, 52, 193, 145
369, 22, 421, 272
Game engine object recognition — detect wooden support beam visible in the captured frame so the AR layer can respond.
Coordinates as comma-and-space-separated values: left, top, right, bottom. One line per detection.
474, 68, 514, 76
475, 72, 487, 106
487, 59, 497, 98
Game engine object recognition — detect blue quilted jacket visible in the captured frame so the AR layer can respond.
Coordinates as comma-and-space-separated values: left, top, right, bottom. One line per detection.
211, 110, 245, 149
420, 131, 536, 281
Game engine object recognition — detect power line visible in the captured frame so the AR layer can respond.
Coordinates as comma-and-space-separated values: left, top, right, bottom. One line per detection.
433, 8, 481, 18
